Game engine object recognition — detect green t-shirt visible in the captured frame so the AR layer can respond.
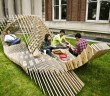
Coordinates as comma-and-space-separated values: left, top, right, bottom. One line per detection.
51, 34, 66, 47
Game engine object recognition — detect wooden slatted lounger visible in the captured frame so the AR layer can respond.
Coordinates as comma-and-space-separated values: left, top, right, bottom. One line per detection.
1, 15, 110, 96
1, 15, 84, 96
53, 42, 110, 71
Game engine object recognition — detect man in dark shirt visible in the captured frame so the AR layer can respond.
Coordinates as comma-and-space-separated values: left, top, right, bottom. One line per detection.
69, 33, 88, 56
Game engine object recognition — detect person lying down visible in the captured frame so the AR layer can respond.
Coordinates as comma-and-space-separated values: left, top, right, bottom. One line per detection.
4, 30, 21, 46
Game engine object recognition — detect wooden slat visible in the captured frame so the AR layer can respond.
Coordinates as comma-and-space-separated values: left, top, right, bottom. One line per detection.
58, 71, 75, 96
80, 49, 88, 65
85, 45, 94, 60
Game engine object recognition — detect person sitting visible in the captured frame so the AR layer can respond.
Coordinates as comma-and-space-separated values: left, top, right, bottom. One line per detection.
4, 30, 21, 45
40, 34, 53, 56
51, 29, 70, 49
69, 33, 88, 56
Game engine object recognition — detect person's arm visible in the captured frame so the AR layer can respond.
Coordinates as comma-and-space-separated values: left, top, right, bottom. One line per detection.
42, 41, 51, 49
11, 34, 17, 39
51, 35, 66, 47
57, 40, 66, 47
62, 36, 70, 46
73, 47, 78, 53
73, 42, 79, 54
58, 35, 68, 46
64, 38, 69, 44
45, 45, 51, 49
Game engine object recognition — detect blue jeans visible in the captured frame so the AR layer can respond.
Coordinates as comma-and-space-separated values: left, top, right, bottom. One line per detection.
46, 49, 52, 56
9, 38, 21, 45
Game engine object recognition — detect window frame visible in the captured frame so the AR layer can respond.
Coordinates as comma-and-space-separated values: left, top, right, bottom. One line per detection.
86, 0, 110, 23
52, 0, 67, 21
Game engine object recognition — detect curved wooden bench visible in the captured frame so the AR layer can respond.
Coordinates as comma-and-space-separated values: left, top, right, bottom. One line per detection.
1, 15, 84, 96
1, 15, 110, 96
57, 43, 110, 71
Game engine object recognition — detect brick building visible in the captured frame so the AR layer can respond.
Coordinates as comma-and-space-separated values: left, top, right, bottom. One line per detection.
44, 0, 110, 38
0, 0, 110, 38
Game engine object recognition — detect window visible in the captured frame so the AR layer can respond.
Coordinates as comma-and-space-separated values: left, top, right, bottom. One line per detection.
53, 0, 67, 20
99, 1, 110, 20
86, 0, 110, 22
87, 0, 97, 20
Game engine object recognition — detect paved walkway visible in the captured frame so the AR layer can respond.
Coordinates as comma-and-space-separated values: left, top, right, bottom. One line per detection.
67, 34, 110, 43
53, 32, 110, 44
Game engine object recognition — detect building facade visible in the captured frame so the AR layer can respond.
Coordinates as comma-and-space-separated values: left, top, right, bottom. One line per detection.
44, 0, 110, 37
0, 0, 110, 37
0, 0, 42, 18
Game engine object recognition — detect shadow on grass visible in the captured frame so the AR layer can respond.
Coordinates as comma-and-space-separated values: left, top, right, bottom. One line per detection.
74, 54, 110, 96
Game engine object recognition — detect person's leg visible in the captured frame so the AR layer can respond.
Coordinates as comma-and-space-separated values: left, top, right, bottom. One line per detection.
7, 40, 14, 45
46, 49, 52, 56
69, 48, 78, 57
11, 38, 21, 45
55, 44, 67, 49
73, 52, 78, 57
5, 41, 11, 46
69, 48, 74, 54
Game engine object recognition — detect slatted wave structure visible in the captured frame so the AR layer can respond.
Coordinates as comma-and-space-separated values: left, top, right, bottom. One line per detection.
63, 43, 110, 70
1, 15, 110, 96
3, 42, 84, 96
1, 15, 84, 96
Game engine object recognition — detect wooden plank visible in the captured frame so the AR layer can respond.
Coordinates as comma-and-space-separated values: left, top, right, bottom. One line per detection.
85, 45, 94, 60
70, 71, 84, 87
58, 71, 75, 96
34, 67, 45, 94
48, 71, 62, 96
42, 70, 54, 96
61, 72, 78, 94
39, 70, 52, 96
68, 60, 75, 70
72, 55, 82, 68
80, 49, 88, 65
45, 71, 59, 96
53, 71, 69, 96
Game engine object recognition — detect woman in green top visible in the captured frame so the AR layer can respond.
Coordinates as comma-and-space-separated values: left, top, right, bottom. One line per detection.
40, 34, 52, 56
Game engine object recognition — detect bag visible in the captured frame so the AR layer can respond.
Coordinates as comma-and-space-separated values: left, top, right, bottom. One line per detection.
33, 49, 41, 57
59, 53, 67, 59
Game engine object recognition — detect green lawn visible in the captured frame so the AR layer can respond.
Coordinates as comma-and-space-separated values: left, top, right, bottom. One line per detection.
0, 38, 110, 96
0, 39, 44, 96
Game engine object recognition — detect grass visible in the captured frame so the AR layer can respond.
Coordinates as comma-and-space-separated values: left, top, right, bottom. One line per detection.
0, 39, 44, 96
75, 52, 110, 96
0, 37, 110, 96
